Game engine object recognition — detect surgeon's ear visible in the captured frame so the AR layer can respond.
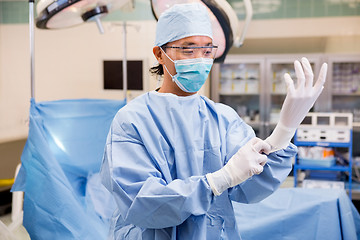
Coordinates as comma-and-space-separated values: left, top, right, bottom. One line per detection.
153, 46, 165, 65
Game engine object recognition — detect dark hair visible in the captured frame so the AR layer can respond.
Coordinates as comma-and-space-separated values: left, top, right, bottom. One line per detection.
149, 45, 166, 76
149, 63, 164, 76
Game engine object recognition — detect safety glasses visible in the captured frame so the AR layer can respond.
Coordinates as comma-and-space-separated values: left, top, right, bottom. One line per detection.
162, 45, 218, 60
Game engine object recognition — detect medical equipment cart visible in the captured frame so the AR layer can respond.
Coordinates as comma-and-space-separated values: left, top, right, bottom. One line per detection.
293, 112, 353, 198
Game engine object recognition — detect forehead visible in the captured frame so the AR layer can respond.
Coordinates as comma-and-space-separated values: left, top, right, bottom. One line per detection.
168, 36, 213, 46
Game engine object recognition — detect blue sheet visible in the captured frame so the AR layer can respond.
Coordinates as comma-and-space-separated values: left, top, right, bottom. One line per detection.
12, 98, 125, 240
234, 188, 360, 240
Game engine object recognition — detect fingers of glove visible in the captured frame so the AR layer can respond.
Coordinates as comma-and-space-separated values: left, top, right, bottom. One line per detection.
248, 137, 260, 145
284, 73, 295, 95
294, 60, 305, 89
252, 139, 271, 154
256, 154, 268, 166
310, 85, 324, 107
301, 57, 314, 89
314, 63, 328, 93
251, 164, 264, 175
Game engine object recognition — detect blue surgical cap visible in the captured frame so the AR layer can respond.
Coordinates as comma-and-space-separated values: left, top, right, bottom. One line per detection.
155, 3, 213, 47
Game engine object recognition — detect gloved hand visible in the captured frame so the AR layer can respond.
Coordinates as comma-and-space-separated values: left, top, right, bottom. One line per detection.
265, 57, 328, 151
206, 137, 271, 196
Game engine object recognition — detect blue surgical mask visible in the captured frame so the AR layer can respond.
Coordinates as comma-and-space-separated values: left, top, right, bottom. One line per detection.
162, 50, 213, 93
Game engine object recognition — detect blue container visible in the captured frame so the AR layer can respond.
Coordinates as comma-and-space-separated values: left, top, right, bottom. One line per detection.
298, 157, 336, 167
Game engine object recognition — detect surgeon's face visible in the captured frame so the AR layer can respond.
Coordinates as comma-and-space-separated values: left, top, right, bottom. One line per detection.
155, 35, 213, 76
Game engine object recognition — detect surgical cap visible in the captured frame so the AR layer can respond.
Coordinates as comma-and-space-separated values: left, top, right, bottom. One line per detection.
155, 3, 213, 47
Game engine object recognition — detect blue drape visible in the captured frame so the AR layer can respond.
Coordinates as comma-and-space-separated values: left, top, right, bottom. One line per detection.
234, 188, 360, 240
12, 98, 126, 240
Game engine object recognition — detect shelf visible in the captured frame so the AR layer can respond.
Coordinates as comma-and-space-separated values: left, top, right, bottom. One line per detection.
294, 141, 352, 148
332, 92, 360, 96
294, 164, 351, 171
294, 135, 353, 197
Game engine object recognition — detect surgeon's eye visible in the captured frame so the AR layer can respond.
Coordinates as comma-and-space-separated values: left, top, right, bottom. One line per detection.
204, 49, 212, 56
182, 49, 195, 55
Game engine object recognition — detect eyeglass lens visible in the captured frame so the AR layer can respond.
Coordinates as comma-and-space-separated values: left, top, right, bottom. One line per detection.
164, 46, 218, 60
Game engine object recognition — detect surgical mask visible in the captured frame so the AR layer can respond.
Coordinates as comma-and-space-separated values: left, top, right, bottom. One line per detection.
161, 49, 213, 93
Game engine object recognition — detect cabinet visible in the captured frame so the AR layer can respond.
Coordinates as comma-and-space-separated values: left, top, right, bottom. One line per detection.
323, 55, 360, 128
317, 56, 360, 132
318, 55, 360, 180
293, 113, 353, 198
210, 54, 321, 139
210, 56, 266, 138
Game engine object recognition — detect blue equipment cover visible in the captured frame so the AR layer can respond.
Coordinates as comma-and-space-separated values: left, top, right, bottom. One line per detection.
12, 98, 125, 240
234, 188, 360, 240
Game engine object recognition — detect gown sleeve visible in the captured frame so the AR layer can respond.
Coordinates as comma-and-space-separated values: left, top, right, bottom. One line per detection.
219, 105, 297, 204
229, 145, 297, 203
100, 117, 214, 229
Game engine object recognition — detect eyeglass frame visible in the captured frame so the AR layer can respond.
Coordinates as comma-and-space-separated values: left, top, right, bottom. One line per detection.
161, 45, 218, 59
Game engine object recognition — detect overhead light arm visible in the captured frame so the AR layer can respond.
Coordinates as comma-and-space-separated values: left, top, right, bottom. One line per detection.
81, 6, 109, 34
234, 0, 253, 47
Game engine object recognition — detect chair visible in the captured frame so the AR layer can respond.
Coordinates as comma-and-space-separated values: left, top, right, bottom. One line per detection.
11, 98, 125, 240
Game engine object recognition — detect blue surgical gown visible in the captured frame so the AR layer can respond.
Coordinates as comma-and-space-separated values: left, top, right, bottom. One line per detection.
100, 91, 297, 240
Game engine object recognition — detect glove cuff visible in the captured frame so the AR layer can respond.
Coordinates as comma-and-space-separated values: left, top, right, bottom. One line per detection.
265, 121, 296, 152
206, 168, 232, 196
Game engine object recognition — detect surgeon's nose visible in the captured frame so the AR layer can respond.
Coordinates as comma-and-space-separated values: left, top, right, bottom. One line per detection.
194, 49, 204, 58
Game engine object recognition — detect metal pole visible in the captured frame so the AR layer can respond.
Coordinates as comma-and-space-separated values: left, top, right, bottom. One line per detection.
122, 22, 127, 100
29, 0, 35, 99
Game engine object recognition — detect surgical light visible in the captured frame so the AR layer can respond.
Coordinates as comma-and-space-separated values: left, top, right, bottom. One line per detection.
36, 0, 134, 33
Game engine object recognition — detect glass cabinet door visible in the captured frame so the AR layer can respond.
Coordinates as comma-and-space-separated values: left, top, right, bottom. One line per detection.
266, 56, 320, 136
211, 56, 265, 138
327, 55, 360, 157
268, 62, 295, 134
329, 57, 360, 127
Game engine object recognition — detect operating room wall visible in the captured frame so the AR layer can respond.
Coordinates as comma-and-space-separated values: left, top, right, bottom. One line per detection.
230, 16, 360, 54
0, 20, 160, 143
0, 23, 30, 143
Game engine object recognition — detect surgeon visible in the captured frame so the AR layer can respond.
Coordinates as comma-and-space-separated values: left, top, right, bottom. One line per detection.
100, 3, 327, 239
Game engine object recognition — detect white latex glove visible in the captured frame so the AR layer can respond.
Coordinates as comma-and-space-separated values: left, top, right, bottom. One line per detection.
206, 138, 271, 196
265, 57, 328, 152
